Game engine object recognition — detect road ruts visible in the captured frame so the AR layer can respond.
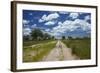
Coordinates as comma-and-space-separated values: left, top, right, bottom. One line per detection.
42, 40, 79, 61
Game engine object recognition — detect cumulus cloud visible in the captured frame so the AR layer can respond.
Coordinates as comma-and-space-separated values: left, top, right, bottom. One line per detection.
84, 15, 91, 21
73, 19, 90, 30
31, 24, 37, 29
23, 20, 30, 25
58, 22, 62, 25
23, 27, 31, 36
39, 13, 59, 22
50, 19, 90, 36
45, 21, 56, 25
69, 13, 79, 19
52, 20, 72, 34
45, 29, 50, 32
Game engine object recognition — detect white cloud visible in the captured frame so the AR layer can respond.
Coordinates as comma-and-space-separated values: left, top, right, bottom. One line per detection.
84, 15, 91, 21
58, 22, 62, 25
45, 21, 55, 25
23, 28, 31, 36
72, 19, 90, 31
39, 13, 59, 22
23, 20, 30, 25
69, 13, 79, 19
31, 24, 37, 29
45, 29, 50, 32
52, 20, 73, 34
48, 31, 61, 37
23, 24, 29, 28
50, 19, 90, 37
39, 19, 43, 23
59, 11, 69, 14
39, 15, 46, 22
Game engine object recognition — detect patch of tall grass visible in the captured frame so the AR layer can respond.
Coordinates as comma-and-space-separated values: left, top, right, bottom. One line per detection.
23, 41, 56, 62
62, 38, 91, 59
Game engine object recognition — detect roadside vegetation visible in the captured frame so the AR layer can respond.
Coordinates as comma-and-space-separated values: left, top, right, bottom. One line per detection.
62, 37, 91, 59
23, 41, 56, 62
23, 28, 91, 62
23, 28, 56, 62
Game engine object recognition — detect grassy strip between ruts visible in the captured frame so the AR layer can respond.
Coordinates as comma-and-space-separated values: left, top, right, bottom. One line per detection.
62, 38, 91, 59
23, 40, 57, 62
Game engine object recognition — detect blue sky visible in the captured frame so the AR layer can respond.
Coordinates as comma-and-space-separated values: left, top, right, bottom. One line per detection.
23, 10, 91, 38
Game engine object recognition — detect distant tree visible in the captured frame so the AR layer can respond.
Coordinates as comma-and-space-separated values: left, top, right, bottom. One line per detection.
62, 36, 65, 40
83, 36, 90, 39
43, 33, 51, 40
68, 36, 72, 39
75, 37, 80, 39
31, 29, 43, 40
23, 35, 30, 41
51, 36, 55, 40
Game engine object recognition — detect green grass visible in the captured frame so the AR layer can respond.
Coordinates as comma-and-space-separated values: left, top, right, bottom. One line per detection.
23, 40, 56, 62
62, 38, 91, 59
23, 40, 55, 47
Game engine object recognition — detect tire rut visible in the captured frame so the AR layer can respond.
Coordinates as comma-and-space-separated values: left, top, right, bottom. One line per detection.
42, 40, 80, 61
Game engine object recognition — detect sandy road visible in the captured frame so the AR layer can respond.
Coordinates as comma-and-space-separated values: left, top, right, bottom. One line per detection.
42, 40, 79, 61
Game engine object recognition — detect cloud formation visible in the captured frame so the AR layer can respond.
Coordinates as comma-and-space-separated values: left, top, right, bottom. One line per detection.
84, 15, 91, 21
23, 20, 30, 25
23, 28, 31, 36
31, 24, 37, 29
49, 19, 90, 37
58, 11, 69, 14
23, 10, 91, 37
69, 13, 79, 19
45, 29, 50, 32
45, 21, 56, 25
39, 13, 59, 22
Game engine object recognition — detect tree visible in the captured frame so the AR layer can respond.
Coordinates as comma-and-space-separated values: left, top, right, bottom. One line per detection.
23, 35, 30, 41
62, 36, 65, 40
43, 33, 51, 40
51, 36, 55, 40
31, 29, 43, 40
68, 36, 72, 39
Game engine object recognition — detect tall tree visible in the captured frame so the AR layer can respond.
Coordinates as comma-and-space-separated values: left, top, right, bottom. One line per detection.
31, 29, 43, 40
52, 36, 55, 40
68, 36, 72, 39
43, 33, 51, 40
62, 36, 65, 40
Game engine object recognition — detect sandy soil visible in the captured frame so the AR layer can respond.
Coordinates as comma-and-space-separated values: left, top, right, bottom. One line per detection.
42, 40, 79, 61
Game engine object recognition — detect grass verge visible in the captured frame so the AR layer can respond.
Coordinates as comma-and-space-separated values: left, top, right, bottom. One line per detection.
62, 38, 91, 59
23, 40, 56, 62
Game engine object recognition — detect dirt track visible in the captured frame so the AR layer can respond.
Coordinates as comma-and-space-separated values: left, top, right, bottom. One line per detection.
42, 40, 79, 61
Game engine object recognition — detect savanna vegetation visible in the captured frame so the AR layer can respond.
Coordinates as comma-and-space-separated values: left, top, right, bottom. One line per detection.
23, 40, 56, 62
62, 37, 91, 59
23, 28, 56, 62
23, 28, 91, 62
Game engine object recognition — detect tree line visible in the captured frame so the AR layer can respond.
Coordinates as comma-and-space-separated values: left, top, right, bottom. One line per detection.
23, 28, 54, 41
23, 28, 90, 41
